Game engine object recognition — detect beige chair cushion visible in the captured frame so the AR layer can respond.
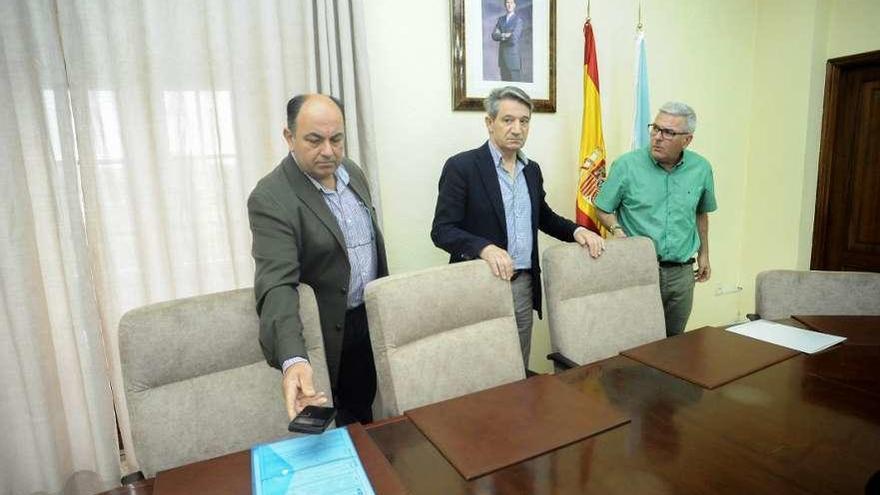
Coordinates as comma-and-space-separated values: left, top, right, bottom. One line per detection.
366, 261, 525, 418
119, 285, 330, 476
755, 270, 880, 320
542, 237, 666, 366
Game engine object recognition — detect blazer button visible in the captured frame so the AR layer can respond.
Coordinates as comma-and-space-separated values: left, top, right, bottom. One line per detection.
336, 323, 343, 331
341, 287, 347, 294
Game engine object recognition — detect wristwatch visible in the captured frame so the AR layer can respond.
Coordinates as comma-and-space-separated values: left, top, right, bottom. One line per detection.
610, 225, 624, 233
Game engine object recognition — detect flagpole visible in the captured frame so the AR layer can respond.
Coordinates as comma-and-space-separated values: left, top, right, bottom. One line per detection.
631, 7, 650, 150
637, 2, 643, 31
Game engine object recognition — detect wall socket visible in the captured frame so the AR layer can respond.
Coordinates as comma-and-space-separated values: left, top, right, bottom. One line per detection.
714, 283, 743, 296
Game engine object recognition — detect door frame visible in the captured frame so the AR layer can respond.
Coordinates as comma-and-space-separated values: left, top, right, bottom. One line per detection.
811, 49, 880, 270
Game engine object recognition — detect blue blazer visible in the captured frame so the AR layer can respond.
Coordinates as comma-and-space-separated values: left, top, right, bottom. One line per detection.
431, 142, 579, 317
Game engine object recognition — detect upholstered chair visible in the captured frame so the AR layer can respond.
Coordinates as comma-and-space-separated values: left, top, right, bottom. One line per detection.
365, 260, 525, 418
119, 285, 331, 477
755, 270, 880, 320
542, 237, 666, 371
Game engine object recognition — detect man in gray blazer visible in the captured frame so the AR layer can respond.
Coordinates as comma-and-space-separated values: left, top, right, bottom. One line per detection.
248, 94, 387, 425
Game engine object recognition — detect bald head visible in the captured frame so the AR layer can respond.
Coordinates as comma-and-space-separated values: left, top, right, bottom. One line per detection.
286, 94, 344, 135
283, 94, 346, 187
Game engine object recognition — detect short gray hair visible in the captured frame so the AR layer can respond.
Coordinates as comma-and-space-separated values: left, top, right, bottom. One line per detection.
658, 101, 696, 133
484, 86, 533, 118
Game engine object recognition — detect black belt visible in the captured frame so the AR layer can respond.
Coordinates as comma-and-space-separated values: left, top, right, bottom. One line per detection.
658, 258, 694, 268
346, 303, 366, 316
510, 269, 528, 281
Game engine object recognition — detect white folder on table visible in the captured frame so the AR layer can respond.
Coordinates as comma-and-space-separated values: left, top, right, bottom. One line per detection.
727, 319, 846, 354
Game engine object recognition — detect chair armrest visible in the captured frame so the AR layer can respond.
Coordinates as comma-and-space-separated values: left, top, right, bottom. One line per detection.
546, 352, 579, 371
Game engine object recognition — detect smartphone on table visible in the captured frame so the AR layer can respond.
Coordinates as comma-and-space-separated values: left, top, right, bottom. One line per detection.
288, 405, 336, 434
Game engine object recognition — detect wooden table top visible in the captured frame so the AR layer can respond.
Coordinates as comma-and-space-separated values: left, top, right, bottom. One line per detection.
99, 315, 880, 495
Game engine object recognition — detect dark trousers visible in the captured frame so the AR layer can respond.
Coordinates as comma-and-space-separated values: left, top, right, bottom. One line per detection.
500, 66, 522, 82
334, 304, 377, 426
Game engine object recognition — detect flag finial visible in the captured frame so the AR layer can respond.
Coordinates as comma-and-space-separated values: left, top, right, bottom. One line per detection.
637, 3, 644, 31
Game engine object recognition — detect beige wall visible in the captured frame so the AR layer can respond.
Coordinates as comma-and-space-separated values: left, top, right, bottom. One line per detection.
739, 0, 880, 318
738, 0, 827, 318
362, 0, 879, 372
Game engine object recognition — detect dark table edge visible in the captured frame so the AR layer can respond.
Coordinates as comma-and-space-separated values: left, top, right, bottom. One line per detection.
349, 422, 410, 494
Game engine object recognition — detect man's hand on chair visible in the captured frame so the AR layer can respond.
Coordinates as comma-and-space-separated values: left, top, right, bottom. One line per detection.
479, 244, 515, 281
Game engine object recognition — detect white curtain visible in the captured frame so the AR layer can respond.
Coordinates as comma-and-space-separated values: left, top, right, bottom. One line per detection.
0, 1, 377, 493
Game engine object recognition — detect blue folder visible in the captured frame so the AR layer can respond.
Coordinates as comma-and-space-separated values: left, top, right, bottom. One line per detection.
252, 428, 375, 495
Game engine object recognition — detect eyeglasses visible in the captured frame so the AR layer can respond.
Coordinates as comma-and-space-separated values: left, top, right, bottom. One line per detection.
648, 124, 690, 139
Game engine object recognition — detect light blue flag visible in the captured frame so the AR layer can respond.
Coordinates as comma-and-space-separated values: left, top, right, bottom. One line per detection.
631, 31, 650, 150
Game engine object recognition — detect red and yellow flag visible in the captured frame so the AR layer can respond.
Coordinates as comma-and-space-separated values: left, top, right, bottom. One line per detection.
576, 20, 607, 235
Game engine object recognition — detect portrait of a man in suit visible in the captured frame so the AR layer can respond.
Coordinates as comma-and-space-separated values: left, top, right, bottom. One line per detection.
482, 0, 533, 82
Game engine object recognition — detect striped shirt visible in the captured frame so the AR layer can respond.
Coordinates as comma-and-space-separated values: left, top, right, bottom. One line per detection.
300, 157, 378, 308
488, 141, 533, 270
282, 157, 378, 373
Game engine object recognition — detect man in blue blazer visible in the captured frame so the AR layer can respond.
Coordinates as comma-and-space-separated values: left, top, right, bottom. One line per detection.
491, 0, 525, 81
431, 86, 605, 371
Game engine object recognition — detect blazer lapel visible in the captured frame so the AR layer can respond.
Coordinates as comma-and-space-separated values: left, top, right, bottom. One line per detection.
345, 160, 371, 212
282, 155, 347, 252
523, 160, 540, 228
476, 142, 507, 232
344, 160, 383, 238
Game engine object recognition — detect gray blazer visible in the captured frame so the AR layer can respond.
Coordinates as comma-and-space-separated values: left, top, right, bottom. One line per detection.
248, 154, 388, 388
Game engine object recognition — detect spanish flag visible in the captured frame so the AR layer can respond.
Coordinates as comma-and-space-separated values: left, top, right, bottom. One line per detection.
576, 20, 606, 235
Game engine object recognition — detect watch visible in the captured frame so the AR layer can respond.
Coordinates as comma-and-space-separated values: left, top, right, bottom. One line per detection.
610, 225, 623, 232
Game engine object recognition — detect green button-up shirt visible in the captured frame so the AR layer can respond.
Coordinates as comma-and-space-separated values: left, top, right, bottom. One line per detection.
595, 147, 717, 263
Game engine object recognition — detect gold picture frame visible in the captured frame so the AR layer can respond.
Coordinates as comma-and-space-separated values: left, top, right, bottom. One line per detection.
451, 0, 556, 112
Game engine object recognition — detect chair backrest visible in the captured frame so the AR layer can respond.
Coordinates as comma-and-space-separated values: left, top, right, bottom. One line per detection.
119, 285, 331, 477
542, 237, 666, 366
755, 270, 880, 320
365, 260, 525, 417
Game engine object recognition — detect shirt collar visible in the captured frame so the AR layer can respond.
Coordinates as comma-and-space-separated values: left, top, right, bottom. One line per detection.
487, 140, 528, 171
647, 147, 685, 171
290, 152, 350, 192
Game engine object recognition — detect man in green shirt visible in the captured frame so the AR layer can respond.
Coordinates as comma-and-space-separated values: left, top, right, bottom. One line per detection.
595, 102, 717, 336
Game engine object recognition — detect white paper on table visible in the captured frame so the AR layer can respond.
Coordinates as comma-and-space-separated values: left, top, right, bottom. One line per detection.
727, 319, 847, 354
251, 428, 375, 495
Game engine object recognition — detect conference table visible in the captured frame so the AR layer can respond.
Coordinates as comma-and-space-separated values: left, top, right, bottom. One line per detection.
100, 315, 880, 495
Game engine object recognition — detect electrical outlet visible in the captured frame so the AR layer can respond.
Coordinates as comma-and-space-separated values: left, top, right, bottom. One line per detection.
714, 283, 743, 296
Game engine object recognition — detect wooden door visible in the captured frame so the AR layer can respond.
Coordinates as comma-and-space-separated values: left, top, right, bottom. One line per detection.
812, 50, 880, 272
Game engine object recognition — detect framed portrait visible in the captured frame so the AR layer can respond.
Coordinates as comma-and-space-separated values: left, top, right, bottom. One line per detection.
451, 0, 556, 112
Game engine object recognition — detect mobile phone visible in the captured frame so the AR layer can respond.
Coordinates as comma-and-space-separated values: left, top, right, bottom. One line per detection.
288, 405, 336, 434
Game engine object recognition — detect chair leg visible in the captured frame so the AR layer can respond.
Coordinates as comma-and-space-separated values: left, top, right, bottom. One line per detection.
546, 352, 579, 371
120, 471, 145, 485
